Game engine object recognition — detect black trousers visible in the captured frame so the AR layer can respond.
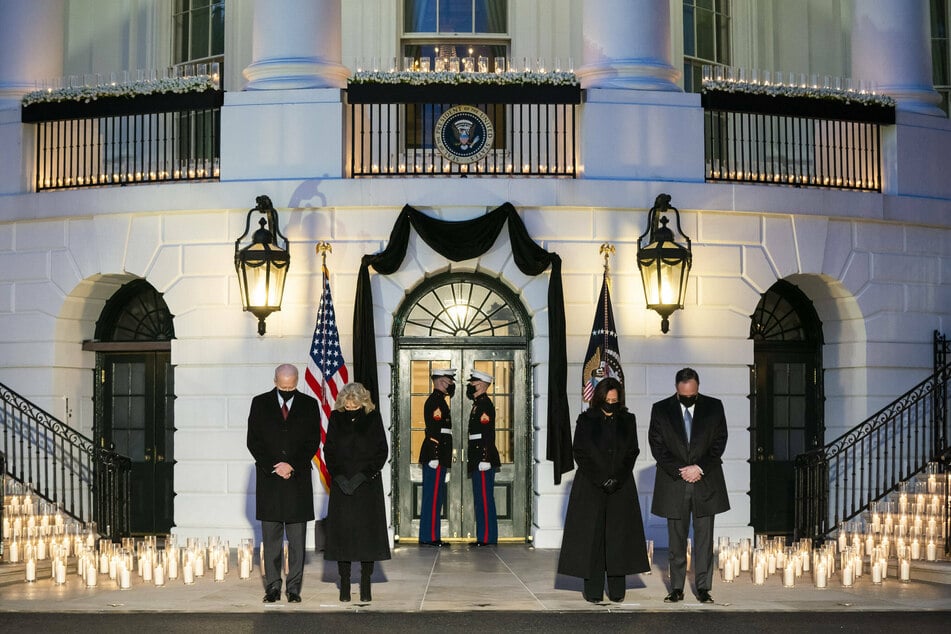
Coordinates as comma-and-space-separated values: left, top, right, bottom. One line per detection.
666, 482, 715, 593
262, 520, 307, 595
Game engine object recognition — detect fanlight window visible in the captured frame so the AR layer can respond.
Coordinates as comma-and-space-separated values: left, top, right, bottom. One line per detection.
749, 280, 820, 343
95, 279, 175, 341
403, 279, 521, 337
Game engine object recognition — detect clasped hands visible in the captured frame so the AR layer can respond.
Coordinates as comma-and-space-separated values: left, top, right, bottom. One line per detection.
679, 464, 703, 483
272, 462, 294, 479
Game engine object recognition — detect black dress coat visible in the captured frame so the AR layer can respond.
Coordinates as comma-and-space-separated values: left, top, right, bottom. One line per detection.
322, 407, 392, 562
418, 389, 453, 467
648, 393, 730, 519
466, 392, 501, 474
247, 389, 321, 523
557, 407, 650, 578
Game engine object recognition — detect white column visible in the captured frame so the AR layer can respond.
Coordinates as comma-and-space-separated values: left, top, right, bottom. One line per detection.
577, 0, 679, 91
0, 0, 65, 108
243, 0, 348, 90
852, 0, 943, 116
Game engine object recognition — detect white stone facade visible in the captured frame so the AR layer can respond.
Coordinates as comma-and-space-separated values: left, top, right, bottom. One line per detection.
0, 1, 949, 549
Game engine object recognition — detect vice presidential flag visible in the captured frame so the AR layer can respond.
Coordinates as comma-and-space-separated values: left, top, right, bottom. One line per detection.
302, 264, 349, 490
581, 272, 624, 402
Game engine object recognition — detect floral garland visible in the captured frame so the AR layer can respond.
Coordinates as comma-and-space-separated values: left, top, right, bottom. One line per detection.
349, 70, 579, 87
22, 76, 218, 107
702, 79, 895, 107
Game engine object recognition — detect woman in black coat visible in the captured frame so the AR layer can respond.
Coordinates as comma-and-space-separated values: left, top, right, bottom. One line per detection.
323, 382, 391, 602
557, 377, 650, 603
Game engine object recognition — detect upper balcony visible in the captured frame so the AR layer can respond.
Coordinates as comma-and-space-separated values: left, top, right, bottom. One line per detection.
5, 64, 950, 217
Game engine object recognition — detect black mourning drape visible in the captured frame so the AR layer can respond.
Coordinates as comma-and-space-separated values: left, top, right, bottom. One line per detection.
353, 202, 573, 484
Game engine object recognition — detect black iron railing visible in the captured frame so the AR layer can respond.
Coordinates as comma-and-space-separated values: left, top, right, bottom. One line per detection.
702, 90, 894, 192
22, 89, 223, 192
0, 381, 131, 540
347, 83, 581, 177
795, 331, 950, 541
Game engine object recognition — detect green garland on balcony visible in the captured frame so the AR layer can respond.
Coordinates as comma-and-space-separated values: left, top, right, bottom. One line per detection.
349, 70, 579, 87
22, 76, 218, 107
702, 79, 895, 107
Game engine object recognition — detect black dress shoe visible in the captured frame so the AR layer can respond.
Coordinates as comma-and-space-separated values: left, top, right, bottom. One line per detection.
263, 589, 281, 603
584, 596, 603, 603
420, 540, 444, 547
697, 590, 714, 604
287, 593, 301, 603
663, 589, 684, 603
608, 594, 625, 603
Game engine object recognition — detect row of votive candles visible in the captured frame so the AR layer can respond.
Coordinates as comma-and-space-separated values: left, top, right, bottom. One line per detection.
716, 538, 921, 587
358, 56, 572, 74
35, 63, 221, 92
701, 64, 874, 94
40, 159, 221, 189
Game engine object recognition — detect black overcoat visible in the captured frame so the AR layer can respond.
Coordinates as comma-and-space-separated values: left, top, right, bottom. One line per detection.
246, 388, 321, 523
648, 393, 730, 519
557, 407, 650, 578
322, 407, 392, 562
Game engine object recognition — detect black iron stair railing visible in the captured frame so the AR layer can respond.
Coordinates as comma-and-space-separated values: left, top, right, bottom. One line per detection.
795, 331, 950, 541
0, 381, 131, 541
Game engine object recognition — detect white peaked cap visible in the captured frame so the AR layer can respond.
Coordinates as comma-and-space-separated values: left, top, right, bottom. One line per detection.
468, 369, 494, 384
431, 368, 457, 379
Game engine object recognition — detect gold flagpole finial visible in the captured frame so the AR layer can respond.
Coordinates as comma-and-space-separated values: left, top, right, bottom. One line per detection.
599, 243, 615, 274
316, 241, 332, 266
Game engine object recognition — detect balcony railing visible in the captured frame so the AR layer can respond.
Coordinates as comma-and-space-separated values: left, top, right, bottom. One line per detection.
347, 82, 581, 177
22, 89, 223, 192
702, 90, 894, 191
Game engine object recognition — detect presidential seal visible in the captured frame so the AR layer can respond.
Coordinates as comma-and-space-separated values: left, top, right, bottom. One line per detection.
434, 105, 495, 164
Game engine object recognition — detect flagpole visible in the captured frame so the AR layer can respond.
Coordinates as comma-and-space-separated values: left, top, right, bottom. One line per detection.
599, 243, 614, 355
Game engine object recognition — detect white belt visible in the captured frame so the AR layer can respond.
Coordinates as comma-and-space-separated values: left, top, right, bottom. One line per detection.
469, 433, 482, 440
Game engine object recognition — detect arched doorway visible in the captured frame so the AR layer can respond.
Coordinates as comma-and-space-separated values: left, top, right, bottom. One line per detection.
749, 279, 824, 536
392, 272, 532, 543
86, 279, 175, 535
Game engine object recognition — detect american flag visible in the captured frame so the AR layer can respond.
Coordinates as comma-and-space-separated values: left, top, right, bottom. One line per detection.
581, 272, 624, 403
302, 264, 349, 490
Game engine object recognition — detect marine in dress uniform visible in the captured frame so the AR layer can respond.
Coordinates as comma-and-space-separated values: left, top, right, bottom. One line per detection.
418, 368, 456, 546
466, 369, 501, 545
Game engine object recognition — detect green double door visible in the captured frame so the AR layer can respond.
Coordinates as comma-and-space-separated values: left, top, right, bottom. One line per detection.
394, 347, 530, 542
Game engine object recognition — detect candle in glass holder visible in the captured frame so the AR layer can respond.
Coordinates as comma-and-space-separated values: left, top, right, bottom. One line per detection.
899, 557, 911, 582
816, 561, 828, 588
154, 563, 165, 587
240, 555, 251, 579
871, 560, 883, 584
753, 561, 765, 585
25, 558, 37, 582
841, 562, 853, 587
215, 558, 225, 582
55, 559, 67, 585
767, 552, 777, 575
783, 563, 795, 588
183, 559, 195, 585
740, 548, 750, 571
86, 561, 98, 588
119, 564, 131, 589
926, 540, 937, 561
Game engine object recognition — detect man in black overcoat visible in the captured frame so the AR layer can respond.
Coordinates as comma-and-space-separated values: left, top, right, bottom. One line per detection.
648, 367, 729, 604
247, 363, 321, 603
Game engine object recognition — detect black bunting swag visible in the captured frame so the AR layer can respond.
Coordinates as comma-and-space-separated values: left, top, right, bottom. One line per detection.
352, 202, 574, 484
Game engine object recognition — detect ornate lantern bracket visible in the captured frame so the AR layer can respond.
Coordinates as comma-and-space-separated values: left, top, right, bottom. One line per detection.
636, 193, 693, 334
234, 195, 290, 336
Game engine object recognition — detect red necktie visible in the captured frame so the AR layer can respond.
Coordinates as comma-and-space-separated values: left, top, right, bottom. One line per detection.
282, 402, 289, 420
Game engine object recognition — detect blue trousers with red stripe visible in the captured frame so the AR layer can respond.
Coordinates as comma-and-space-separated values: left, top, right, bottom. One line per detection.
420, 463, 446, 543
472, 468, 498, 544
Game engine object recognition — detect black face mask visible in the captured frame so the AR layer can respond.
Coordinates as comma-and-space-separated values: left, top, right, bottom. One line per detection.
279, 389, 297, 402
446, 383, 456, 397
602, 402, 621, 414
678, 394, 698, 408
465, 384, 477, 400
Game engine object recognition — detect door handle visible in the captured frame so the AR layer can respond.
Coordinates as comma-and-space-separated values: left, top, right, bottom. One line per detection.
144, 449, 152, 463
156, 454, 165, 463
452, 448, 457, 464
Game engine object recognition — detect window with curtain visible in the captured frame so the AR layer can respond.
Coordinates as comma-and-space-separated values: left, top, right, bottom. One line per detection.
683, 0, 731, 93
403, 0, 508, 71
172, 0, 225, 70
931, 0, 950, 115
